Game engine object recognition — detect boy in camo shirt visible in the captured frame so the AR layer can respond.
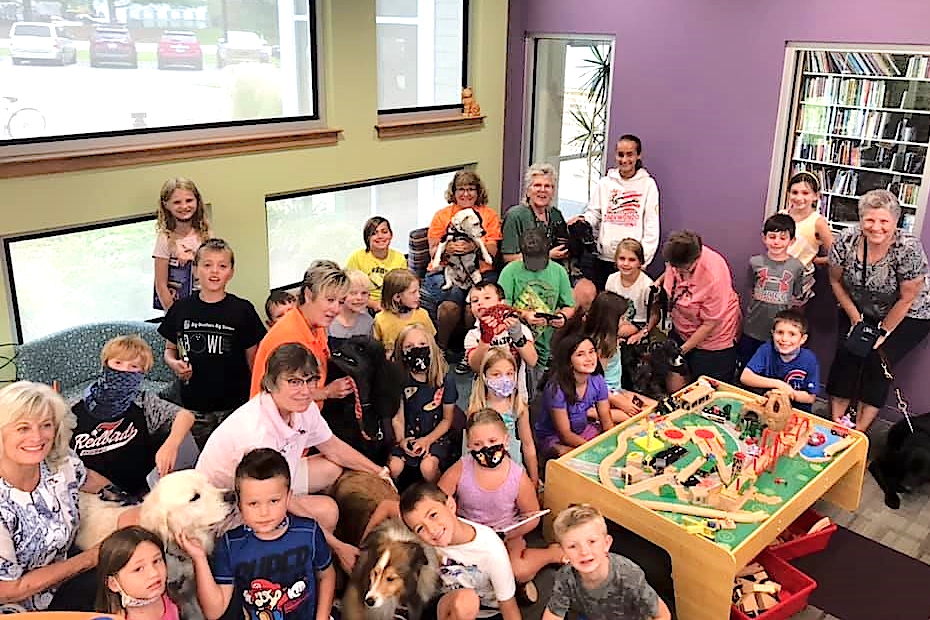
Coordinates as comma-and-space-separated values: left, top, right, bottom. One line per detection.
543, 504, 671, 620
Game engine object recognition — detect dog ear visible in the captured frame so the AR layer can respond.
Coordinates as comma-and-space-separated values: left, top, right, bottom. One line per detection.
139, 496, 172, 543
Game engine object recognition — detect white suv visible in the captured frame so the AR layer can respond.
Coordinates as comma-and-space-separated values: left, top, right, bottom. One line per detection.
9, 21, 78, 66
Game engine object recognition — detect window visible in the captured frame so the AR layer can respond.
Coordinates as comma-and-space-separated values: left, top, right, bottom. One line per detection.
266, 167, 460, 289
525, 36, 614, 218
0, 0, 318, 144
5, 217, 158, 342
376, 0, 467, 112
767, 43, 930, 235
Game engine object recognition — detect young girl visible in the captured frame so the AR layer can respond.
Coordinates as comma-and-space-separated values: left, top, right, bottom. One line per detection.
153, 177, 212, 311
605, 238, 661, 344
328, 269, 374, 341
374, 268, 436, 355
96, 526, 179, 620
467, 348, 539, 486
345, 216, 409, 312
439, 409, 562, 602
535, 332, 614, 458
388, 323, 456, 482
783, 171, 834, 302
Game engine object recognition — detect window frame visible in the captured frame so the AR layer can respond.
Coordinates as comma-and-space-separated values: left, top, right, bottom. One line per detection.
266, 163, 473, 291
375, 0, 470, 115
3, 214, 159, 342
766, 41, 930, 237
0, 0, 325, 175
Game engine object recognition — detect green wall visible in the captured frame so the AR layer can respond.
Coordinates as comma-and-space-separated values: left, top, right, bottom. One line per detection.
0, 0, 508, 345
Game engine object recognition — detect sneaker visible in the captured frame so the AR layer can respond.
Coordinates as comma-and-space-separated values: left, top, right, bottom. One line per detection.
454, 358, 472, 375
516, 580, 539, 606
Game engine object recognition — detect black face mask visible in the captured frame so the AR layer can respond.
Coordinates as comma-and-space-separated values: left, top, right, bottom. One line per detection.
402, 346, 431, 373
471, 444, 506, 468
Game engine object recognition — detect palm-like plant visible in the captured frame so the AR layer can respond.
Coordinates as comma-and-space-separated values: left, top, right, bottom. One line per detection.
568, 44, 612, 200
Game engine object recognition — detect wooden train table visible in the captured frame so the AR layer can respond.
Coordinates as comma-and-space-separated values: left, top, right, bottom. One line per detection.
543, 378, 867, 620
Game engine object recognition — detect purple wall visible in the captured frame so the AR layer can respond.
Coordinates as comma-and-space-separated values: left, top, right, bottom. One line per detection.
502, 0, 930, 417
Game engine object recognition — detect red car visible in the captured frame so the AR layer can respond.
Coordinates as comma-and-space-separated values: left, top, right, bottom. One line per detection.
89, 25, 137, 68
157, 30, 203, 70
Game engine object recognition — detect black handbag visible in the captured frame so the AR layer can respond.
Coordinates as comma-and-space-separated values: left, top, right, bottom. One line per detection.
845, 238, 884, 357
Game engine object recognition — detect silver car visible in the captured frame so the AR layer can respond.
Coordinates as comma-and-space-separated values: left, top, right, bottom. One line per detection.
9, 21, 78, 66
216, 30, 271, 68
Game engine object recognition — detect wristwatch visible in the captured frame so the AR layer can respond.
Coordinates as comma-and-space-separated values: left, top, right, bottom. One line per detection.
877, 322, 888, 337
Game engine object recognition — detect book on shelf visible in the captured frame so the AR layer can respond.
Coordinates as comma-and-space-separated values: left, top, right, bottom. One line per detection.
892, 182, 920, 206
802, 76, 886, 108
806, 51, 902, 76
832, 169, 859, 196
906, 56, 930, 79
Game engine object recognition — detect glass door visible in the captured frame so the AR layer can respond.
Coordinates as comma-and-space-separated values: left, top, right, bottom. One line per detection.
525, 36, 614, 217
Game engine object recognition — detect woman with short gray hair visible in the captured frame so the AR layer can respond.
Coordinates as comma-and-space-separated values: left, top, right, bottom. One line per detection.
827, 189, 930, 432
501, 163, 569, 264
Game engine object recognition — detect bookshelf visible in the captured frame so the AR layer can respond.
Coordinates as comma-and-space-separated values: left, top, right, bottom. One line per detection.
769, 47, 930, 236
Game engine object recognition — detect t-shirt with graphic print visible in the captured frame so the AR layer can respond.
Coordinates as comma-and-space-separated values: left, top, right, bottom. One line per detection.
746, 341, 820, 412
212, 516, 331, 620
159, 293, 266, 412
400, 371, 458, 449
743, 254, 805, 341
436, 518, 516, 617
498, 259, 574, 366
546, 552, 660, 620
605, 270, 654, 324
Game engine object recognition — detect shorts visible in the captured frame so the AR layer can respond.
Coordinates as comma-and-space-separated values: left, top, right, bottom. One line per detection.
539, 423, 599, 457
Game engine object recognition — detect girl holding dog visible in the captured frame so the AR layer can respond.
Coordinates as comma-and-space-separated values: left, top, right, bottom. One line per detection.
439, 409, 563, 604
96, 526, 179, 620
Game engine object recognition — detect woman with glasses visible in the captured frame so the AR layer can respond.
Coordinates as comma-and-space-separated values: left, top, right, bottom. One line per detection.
197, 342, 390, 573
0, 381, 115, 611
661, 230, 741, 384
425, 169, 503, 371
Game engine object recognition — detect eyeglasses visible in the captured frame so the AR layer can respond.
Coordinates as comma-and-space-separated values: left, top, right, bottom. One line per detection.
283, 376, 319, 389
455, 185, 478, 193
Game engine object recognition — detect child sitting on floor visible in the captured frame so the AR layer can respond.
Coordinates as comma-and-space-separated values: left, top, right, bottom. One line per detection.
264, 290, 297, 328
328, 269, 374, 341
374, 268, 436, 356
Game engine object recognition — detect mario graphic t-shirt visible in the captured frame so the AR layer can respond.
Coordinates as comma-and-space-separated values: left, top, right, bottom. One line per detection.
212, 516, 332, 620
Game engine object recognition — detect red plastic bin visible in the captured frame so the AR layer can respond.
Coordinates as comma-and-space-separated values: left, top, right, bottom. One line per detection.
767, 508, 837, 561
731, 550, 817, 620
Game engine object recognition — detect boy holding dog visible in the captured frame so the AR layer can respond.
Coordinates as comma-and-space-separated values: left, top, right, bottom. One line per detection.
180, 448, 335, 620
400, 482, 521, 620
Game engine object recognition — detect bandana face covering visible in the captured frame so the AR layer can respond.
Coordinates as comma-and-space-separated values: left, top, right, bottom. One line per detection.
471, 444, 506, 468
485, 375, 516, 398
84, 367, 144, 421
402, 346, 431, 373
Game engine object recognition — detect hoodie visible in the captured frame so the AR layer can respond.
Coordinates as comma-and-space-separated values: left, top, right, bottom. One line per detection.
582, 167, 660, 265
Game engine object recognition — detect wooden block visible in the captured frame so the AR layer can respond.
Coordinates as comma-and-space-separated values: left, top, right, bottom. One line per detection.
751, 582, 781, 594
807, 516, 832, 534
739, 593, 759, 614
757, 592, 779, 610
736, 563, 764, 578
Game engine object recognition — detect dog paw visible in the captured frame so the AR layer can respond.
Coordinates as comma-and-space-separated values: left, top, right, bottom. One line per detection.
884, 492, 901, 509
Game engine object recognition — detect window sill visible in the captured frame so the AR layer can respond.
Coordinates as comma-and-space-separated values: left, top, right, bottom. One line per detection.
0, 126, 343, 179
375, 114, 485, 139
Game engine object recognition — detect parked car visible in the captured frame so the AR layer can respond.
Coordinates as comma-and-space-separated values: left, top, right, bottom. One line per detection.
90, 25, 137, 68
157, 30, 203, 70
8, 21, 77, 66
216, 30, 272, 68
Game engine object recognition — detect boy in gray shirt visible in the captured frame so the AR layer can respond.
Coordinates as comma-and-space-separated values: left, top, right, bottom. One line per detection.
544, 504, 670, 620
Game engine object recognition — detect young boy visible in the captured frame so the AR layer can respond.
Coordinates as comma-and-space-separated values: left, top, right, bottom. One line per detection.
497, 227, 575, 369
465, 281, 538, 391
740, 309, 820, 412
159, 238, 267, 448
71, 335, 196, 497
740, 214, 805, 365
265, 290, 298, 328
400, 482, 520, 620
180, 448, 335, 620
544, 504, 671, 620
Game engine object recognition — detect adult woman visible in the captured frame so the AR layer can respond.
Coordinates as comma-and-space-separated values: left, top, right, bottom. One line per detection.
345, 216, 408, 313
827, 189, 930, 431
425, 170, 502, 367
0, 382, 111, 611
198, 343, 391, 572
661, 230, 741, 384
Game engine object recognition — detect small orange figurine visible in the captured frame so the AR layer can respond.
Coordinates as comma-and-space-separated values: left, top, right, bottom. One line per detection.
462, 87, 481, 117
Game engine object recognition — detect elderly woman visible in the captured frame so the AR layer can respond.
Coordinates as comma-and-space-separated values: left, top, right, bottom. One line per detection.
827, 189, 930, 432
0, 381, 112, 611
661, 230, 742, 384
424, 169, 503, 370
197, 342, 390, 572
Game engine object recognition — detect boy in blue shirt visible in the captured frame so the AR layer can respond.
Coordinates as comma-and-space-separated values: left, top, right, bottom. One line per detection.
740, 309, 819, 412
179, 448, 335, 620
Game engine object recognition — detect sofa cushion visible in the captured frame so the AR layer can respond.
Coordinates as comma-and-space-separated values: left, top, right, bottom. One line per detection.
15, 321, 173, 403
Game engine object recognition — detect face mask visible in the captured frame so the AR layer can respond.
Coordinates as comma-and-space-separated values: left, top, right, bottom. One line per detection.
470, 444, 506, 468
113, 577, 163, 608
402, 346, 431, 373
485, 375, 516, 398
84, 367, 144, 421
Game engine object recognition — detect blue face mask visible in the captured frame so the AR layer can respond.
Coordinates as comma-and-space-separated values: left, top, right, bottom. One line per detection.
84, 367, 144, 420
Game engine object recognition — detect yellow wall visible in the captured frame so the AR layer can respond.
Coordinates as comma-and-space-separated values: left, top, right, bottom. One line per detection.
0, 0, 508, 344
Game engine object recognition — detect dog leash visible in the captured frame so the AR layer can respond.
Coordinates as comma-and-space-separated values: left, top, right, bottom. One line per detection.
345, 376, 382, 441
880, 354, 915, 433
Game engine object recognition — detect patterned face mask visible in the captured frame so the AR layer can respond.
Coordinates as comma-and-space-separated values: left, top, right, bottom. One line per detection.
402, 346, 431, 373
471, 444, 506, 468
485, 374, 516, 398
84, 367, 144, 420
112, 576, 163, 608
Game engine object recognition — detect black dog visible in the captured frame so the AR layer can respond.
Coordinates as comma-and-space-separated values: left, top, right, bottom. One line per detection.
624, 339, 687, 401
869, 413, 930, 509
563, 219, 599, 283
323, 336, 403, 464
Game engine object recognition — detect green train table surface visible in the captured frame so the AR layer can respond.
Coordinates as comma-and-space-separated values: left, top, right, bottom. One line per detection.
543, 379, 867, 620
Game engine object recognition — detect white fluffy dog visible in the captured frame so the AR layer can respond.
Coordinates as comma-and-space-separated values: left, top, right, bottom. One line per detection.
428, 207, 493, 290
77, 469, 236, 620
